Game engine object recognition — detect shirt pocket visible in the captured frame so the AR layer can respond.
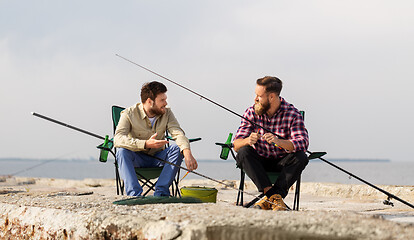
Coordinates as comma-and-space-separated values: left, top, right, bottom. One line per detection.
132, 130, 152, 140
156, 130, 166, 139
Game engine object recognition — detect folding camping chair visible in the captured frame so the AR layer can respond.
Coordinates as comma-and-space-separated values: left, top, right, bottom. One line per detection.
215, 111, 326, 210
98, 105, 201, 196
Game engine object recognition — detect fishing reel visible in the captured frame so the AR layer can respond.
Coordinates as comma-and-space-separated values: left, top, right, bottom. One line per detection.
383, 196, 394, 207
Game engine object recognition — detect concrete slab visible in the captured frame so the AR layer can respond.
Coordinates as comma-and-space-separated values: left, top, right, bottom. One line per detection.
1, 177, 414, 239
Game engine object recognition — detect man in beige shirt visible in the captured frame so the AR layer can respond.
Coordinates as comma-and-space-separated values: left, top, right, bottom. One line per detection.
114, 81, 198, 196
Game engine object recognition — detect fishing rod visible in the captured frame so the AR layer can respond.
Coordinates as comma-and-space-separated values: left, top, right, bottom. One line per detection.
31, 112, 283, 208
116, 54, 414, 209
32, 112, 106, 141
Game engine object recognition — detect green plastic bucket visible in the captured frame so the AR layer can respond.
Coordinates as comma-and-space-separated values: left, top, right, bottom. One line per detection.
180, 186, 218, 203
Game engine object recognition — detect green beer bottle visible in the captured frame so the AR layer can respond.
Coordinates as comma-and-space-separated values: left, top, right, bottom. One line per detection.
220, 133, 233, 160
99, 135, 110, 162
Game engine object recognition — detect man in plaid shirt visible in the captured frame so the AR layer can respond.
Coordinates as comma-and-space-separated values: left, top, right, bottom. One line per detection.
233, 76, 309, 211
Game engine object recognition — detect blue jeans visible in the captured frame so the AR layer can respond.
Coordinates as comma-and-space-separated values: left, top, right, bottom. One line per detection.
116, 145, 183, 196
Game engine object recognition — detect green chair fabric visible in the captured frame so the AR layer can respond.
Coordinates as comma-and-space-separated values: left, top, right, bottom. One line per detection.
135, 168, 164, 180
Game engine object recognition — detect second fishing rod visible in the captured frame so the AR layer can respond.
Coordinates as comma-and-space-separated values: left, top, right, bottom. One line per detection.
116, 54, 414, 209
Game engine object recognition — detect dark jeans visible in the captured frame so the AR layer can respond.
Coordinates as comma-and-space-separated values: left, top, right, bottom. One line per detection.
235, 146, 308, 198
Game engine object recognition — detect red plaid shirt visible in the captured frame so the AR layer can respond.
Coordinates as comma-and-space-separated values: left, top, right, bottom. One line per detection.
234, 97, 309, 159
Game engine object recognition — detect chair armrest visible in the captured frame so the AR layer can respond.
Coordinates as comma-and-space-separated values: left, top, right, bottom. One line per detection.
96, 139, 114, 151
166, 136, 202, 143
215, 142, 233, 149
308, 151, 327, 160
189, 137, 202, 143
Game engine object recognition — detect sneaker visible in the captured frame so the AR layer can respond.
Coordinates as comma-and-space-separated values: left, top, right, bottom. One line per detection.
253, 196, 272, 210
269, 194, 288, 211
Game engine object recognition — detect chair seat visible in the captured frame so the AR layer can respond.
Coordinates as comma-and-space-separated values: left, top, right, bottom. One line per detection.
134, 167, 163, 180
266, 172, 280, 183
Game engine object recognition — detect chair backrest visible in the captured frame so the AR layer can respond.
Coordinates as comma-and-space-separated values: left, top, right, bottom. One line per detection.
112, 105, 125, 133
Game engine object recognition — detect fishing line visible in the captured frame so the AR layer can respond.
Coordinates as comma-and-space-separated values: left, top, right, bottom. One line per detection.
9, 159, 58, 177
115, 54, 283, 140
5, 149, 90, 178
115, 54, 414, 209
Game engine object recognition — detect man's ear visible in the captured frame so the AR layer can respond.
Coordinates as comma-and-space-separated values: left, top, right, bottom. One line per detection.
268, 92, 277, 101
144, 98, 153, 105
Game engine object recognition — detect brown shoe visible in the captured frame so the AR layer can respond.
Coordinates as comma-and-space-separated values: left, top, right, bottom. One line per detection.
269, 194, 288, 211
253, 196, 272, 210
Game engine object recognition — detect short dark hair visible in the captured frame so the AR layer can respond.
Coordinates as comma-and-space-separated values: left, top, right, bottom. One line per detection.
140, 81, 167, 103
256, 76, 283, 95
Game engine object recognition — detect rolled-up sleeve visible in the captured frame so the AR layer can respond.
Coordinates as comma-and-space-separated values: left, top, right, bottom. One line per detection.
166, 110, 190, 151
234, 108, 254, 140
289, 115, 309, 152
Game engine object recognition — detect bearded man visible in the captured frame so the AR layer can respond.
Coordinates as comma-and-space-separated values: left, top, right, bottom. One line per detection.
233, 76, 309, 211
114, 81, 198, 197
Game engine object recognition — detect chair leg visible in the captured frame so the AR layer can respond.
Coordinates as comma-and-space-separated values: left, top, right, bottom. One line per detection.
114, 161, 124, 195
139, 178, 157, 196
236, 168, 245, 206
174, 170, 181, 197
115, 163, 120, 195
171, 179, 176, 197
112, 150, 124, 196
293, 176, 301, 211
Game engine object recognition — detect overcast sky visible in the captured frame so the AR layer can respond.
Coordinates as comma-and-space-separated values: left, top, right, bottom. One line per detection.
1, 1, 413, 162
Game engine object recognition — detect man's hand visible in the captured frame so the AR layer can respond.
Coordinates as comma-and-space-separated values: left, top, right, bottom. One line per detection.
233, 132, 261, 152
182, 149, 198, 171
262, 133, 276, 144
262, 132, 294, 152
144, 133, 169, 149
248, 132, 261, 146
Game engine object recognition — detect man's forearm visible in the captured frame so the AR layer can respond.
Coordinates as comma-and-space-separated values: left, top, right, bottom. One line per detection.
233, 138, 249, 152
273, 138, 294, 152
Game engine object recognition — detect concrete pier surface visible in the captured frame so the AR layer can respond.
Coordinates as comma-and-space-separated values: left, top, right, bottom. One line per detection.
1, 177, 414, 239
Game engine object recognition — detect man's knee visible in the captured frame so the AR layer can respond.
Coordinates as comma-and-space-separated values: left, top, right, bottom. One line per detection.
116, 148, 133, 161
293, 151, 309, 169
166, 145, 183, 164
168, 144, 181, 153
235, 146, 255, 165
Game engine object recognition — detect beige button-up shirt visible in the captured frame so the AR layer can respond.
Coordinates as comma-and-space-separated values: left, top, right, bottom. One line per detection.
114, 103, 190, 155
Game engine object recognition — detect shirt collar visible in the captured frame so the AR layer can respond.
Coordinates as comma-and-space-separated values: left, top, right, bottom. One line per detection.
270, 97, 287, 119
137, 103, 148, 120
277, 97, 287, 112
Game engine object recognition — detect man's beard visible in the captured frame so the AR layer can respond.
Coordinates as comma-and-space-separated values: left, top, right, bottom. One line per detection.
149, 103, 165, 116
254, 100, 270, 116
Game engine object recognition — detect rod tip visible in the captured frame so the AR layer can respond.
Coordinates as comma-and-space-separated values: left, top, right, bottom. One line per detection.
31, 112, 35, 115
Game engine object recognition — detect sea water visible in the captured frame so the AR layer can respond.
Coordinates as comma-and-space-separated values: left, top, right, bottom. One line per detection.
1, 158, 413, 186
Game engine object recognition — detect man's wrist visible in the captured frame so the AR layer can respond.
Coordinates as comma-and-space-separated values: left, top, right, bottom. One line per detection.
182, 148, 190, 154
